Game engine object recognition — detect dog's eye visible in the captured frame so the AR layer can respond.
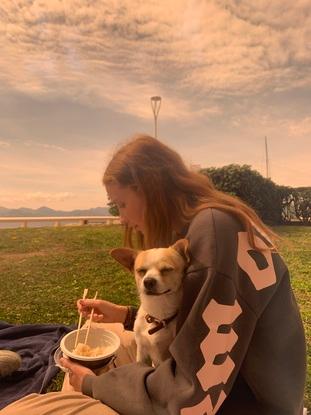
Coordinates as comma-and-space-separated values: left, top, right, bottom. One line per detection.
136, 268, 147, 276
160, 267, 174, 275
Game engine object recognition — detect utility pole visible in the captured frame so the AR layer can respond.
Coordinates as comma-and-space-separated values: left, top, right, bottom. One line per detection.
265, 136, 270, 179
150, 96, 162, 138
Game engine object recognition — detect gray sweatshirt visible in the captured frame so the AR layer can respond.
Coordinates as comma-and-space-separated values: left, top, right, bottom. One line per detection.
83, 208, 306, 415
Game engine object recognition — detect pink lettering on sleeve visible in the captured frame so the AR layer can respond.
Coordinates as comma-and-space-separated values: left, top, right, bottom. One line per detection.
181, 300, 242, 415
237, 232, 276, 290
181, 391, 227, 415
197, 300, 242, 391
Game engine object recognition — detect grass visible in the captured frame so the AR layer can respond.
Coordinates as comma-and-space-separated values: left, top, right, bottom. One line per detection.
0, 226, 138, 325
0, 224, 310, 408
274, 226, 311, 410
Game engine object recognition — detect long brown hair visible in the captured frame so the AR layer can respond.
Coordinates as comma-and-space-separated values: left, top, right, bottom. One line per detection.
103, 134, 277, 249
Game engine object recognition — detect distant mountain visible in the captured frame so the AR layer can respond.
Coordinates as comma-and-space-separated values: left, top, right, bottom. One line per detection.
0, 206, 111, 217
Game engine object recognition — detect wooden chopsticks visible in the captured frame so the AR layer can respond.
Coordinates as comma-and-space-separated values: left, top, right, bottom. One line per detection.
84, 291, 98, 345
74, 288, 88, 348
74, 289, 98, 348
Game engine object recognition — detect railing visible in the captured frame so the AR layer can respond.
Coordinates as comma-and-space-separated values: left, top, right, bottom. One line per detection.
0, 216, 121, 228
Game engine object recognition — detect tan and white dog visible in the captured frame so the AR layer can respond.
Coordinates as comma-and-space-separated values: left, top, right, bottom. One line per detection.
110, 238, 189, 366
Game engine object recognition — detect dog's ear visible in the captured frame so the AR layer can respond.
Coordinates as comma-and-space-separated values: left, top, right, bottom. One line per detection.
171, 238, 190, 264
110, 248, 138, 272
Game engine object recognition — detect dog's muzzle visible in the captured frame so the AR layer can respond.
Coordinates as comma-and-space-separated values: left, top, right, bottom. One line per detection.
144, 288, 171, 296
143, 277, 157, 291
143, 277, 171, 296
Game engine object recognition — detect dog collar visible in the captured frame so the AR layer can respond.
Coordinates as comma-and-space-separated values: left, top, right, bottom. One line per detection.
145, 312, 178, 335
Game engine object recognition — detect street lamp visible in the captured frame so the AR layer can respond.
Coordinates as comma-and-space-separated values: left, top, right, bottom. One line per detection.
150, 96, 162, 138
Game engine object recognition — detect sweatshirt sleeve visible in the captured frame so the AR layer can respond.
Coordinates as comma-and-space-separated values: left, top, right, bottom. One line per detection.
81, 209, 306, 415
81, 267, 257, 414
82, 267, 246, 415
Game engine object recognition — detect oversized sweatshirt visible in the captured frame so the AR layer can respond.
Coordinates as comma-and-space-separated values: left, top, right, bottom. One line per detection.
82, 208, 306, 415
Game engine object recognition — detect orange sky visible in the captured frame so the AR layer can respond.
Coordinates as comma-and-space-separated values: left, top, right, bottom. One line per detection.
0, 0, 310, 210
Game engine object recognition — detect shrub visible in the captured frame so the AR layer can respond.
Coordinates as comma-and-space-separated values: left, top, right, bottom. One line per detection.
201, 164, 283, 225
293, 187, 311, 225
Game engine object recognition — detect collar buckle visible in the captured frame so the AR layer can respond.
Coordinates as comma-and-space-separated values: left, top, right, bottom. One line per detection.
145, 312, 178, 335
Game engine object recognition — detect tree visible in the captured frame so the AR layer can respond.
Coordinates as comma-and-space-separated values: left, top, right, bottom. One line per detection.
201, 164, 283, 225
277, 185, 295, 223
107, 201, 119, 217
293, 187, 311, 225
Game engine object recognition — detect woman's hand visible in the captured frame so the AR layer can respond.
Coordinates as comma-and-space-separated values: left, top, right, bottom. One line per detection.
77, 298, 128, 324
60, 357, 95, 392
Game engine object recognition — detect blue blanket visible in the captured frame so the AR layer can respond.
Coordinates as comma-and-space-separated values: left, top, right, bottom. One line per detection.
0, 321, 72, 409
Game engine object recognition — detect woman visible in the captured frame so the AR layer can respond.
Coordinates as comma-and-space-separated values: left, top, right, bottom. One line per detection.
1, 134, 306, 415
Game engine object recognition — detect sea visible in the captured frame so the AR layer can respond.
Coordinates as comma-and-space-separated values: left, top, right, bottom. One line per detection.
0, 221, 75, 229
0, 218, 117, 230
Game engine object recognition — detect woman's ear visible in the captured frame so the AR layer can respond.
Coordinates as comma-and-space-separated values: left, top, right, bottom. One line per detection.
171, 238, 190, 264
110, 248, 138, 272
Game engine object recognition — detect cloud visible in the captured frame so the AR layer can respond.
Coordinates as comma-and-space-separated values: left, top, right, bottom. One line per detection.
286, 117, 311, 137
1, 0, 310, 120
22, 140, 68, 152
0, 145, 108, 183
0, 143, 110, 205
229, 107, 311, 141
0, 137, 68, 154
0, 191, 74, 205
0, 144, 111, 209
0, 139, 10, 148
0, 0, 310, 209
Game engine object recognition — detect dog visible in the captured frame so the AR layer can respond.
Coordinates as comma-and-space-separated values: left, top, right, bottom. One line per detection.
110, 238, 189, 366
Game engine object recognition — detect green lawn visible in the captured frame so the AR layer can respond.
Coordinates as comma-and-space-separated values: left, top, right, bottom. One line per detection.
0, 225, 138, 325
274, 226, 311, 410
0, 224, 310, 408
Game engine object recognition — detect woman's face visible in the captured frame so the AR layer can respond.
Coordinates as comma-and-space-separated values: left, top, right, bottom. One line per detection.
106, 182, 145, 233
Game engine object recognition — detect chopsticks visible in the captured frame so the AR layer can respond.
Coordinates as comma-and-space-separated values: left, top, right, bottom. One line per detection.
74, 288, 88, 348
84, 291, 98, 345
74, 289, 98, 347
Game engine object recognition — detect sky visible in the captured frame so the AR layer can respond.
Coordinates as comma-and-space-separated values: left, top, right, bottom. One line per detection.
0, 0, 310, 210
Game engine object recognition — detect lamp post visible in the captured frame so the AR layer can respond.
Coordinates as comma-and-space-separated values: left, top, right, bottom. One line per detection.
150, 96, 162, 138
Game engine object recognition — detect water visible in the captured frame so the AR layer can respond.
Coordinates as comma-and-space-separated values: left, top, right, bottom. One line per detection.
0, 221, 81, 229
0, 219, 120, 230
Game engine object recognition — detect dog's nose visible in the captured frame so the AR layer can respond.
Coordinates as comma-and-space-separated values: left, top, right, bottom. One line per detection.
144, 277, 157, 291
